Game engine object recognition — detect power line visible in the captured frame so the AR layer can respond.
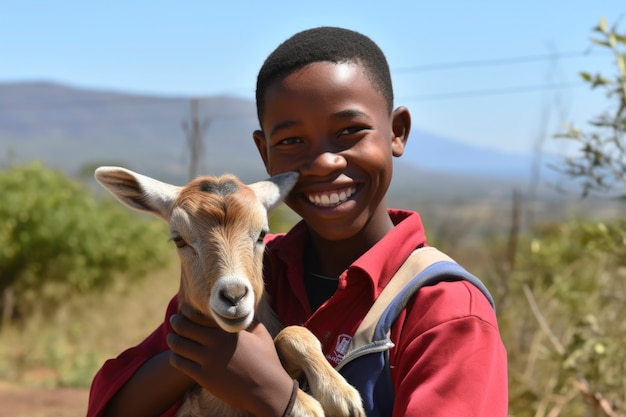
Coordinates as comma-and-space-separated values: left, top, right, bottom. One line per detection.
400, 82, 584, 102
393, 50, 607, 73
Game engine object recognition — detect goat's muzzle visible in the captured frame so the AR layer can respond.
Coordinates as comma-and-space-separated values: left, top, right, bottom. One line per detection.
209, 276, 256, 333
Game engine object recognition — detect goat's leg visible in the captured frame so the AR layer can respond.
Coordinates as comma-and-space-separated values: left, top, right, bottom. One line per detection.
275, 326, 365, 417
289, 390, 325, 417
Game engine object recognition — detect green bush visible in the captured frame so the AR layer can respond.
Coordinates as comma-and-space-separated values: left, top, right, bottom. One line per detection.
0, 162, 169, 325
505, 218, 626, 417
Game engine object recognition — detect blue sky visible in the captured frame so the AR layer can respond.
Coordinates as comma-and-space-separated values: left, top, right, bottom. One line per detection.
1, 0, 624, 155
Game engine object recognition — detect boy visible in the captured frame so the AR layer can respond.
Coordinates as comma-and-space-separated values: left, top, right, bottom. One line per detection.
87, 27, 508, 416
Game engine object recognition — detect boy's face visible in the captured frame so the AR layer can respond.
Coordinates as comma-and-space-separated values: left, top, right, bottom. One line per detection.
253, 61, 410, 242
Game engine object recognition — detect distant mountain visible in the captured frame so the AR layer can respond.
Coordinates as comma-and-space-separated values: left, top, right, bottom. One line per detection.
0, 81, 553, 203
0, 81, 266, 185
403, 129, 536, 179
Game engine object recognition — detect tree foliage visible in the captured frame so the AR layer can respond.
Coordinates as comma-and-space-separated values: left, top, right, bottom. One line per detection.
553, 17, 626, 198
504, 218, 626, 417
0, 162, 169, 325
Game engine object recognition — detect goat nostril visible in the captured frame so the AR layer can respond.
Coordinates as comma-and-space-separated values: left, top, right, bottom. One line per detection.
220, 287, 248, 306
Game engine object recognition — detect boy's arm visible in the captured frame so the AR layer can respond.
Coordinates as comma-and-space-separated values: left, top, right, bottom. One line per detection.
101, 350, 195, 417
391, 282, 508, 416
87, 296, 193, 417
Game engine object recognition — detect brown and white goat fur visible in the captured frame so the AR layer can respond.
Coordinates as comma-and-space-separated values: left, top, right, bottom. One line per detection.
95, 167, 364, 417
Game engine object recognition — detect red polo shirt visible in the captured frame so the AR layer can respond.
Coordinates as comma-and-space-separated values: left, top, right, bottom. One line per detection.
87, 209, 508, 416
264, 209, 427, 363
265, 209, 508, 416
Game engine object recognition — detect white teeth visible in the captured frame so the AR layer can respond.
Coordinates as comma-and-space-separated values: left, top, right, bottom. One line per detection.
307, 187, 356, 207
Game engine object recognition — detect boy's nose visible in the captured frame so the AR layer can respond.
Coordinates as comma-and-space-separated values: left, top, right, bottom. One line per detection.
300, 151, 347, 176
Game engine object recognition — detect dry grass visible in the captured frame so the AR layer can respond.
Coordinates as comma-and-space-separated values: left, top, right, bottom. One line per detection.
0, 253, 180, 389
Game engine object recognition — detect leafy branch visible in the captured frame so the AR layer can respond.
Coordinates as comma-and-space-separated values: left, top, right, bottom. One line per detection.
553, 17, 626, 197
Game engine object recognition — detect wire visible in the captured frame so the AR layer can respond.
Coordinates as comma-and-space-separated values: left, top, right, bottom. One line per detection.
400, 82, 584, 102
393, 50, 606, 73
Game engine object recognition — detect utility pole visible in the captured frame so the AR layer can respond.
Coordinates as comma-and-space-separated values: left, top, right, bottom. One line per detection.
182, 98, 209, 181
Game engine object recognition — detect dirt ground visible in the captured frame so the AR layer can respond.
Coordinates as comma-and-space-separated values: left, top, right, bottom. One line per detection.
0, 382, 88, 417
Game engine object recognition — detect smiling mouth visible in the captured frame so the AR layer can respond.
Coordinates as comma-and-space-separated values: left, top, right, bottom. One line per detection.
305, 186, 357, 207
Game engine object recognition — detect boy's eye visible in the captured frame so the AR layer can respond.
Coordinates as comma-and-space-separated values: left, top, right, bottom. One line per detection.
278, 137, 303, 145
339, 126, 367, 136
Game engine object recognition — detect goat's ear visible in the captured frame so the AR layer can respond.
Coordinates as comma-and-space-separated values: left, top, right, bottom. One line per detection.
248, 171, 299, 211
94, 166, 180, 221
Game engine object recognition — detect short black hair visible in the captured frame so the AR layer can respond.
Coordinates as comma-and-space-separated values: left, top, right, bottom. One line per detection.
255, 26, 394, 126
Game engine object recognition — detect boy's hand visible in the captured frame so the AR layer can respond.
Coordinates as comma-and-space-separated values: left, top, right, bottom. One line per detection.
167, 304, 294, 417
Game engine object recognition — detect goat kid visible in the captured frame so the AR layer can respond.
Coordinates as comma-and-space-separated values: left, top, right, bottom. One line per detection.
95, 167, 365, 417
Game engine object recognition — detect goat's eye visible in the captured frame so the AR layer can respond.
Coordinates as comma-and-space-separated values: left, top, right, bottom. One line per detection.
170, 235, 187, 248
257, 229, 267, 244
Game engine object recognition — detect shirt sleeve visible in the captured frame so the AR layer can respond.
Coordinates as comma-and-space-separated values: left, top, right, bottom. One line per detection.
86, 295, 181, 417
390, 281, 509, 416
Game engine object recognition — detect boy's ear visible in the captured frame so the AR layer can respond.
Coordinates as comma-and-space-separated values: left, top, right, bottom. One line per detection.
391, 106, 411, 157
253, 129, 270, 171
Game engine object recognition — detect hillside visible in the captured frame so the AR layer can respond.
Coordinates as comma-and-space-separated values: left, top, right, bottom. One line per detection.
0, 81, 265, 184
0, 81, 559, 205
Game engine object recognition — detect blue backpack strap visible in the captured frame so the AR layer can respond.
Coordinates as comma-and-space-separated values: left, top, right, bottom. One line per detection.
336, 248, 495, 417
373, 261, 494, 342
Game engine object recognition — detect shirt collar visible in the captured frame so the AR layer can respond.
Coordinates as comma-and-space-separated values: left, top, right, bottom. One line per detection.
271, 209, 427, 297
350, 209, 427, 294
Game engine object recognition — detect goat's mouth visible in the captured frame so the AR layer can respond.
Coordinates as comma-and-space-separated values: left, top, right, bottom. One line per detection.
212, 310, 253, 332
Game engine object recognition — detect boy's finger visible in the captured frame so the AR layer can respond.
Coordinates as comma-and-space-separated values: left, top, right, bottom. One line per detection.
179, 303, 218, 326
168, 318, 239, 357
169, 313, 215, 341
166, 332, 211, 364
168, 349, 201, 377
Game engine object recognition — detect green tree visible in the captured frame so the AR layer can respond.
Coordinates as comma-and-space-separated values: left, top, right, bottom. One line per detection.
554, 18, 626, 197
0, 162, 169, 326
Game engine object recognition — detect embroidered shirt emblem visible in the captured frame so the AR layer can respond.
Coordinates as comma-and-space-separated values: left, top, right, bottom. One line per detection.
326, 333, 352, 366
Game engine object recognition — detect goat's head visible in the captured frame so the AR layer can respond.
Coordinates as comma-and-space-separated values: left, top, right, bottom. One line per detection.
94, 167, 298, 332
